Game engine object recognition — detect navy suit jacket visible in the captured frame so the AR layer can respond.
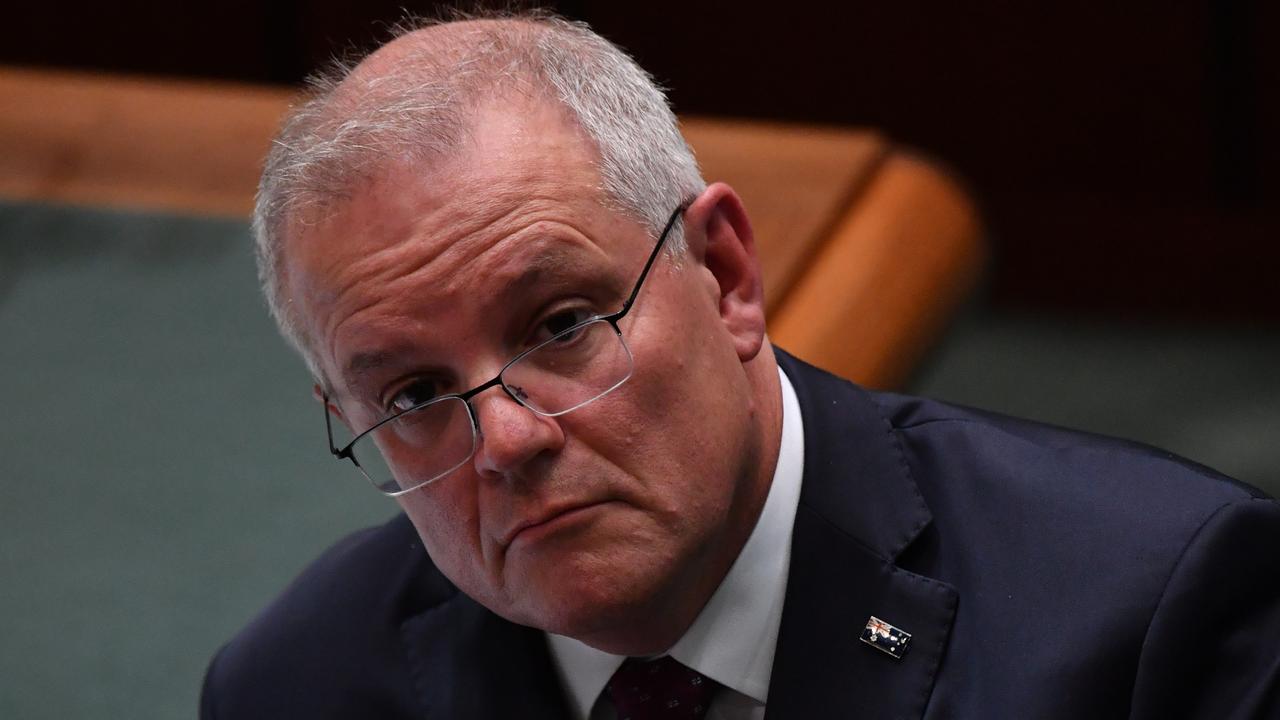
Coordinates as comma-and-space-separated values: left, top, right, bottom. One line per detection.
202, 350, 1280, 718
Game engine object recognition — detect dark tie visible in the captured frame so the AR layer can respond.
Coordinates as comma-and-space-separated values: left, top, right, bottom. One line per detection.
605, 655, 721, 720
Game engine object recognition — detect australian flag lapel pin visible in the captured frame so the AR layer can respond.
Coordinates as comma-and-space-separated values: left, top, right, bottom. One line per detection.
860, 616, 912, 660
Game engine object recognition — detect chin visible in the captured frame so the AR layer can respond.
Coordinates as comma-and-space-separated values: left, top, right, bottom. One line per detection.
500, 546, 679, 650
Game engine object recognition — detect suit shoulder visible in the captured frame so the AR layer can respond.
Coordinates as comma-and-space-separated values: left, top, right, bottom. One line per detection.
775, 349, 1280, 714
874, 389, 1268, 507
237, 512, 454, 634
202, 513, 455, 718
868, 390, 1277, 606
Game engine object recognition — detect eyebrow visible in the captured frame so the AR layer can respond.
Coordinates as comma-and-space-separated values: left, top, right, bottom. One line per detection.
345, 348, 404, 381
340, 345, 418, 402
337, 245, 613, 392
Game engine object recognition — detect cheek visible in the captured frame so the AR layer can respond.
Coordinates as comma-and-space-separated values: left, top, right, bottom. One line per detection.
599, 355, 751, 519
631, 319, 751, 453
397, 484, 486, 583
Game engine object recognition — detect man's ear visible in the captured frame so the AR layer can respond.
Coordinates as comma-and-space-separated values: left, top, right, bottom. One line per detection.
313, 383, 345, 420
683, 182, 767, 362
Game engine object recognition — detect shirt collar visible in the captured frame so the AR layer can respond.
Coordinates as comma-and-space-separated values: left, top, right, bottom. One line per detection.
547, 365, 805, 718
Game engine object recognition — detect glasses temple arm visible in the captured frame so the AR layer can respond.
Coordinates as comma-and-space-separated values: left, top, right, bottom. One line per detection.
616, 205, 687, 317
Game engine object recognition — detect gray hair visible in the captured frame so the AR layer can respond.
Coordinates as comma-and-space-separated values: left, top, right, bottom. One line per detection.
253, 12, 705, 380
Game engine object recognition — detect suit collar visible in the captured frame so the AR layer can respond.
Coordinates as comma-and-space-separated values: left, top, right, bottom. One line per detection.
775, 349, 933, 561
768, 349, 957, 719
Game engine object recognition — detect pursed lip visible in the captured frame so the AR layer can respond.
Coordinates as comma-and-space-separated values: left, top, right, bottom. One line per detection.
499, 500, 612, 547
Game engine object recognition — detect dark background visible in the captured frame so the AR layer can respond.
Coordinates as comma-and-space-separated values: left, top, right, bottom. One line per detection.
7, 1, 1278, 320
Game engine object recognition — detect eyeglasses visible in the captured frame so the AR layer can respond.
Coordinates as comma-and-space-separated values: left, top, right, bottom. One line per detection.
324, 204, 687, 496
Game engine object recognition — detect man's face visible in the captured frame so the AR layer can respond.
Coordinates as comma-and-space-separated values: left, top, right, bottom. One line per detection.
284, 98, 771, 652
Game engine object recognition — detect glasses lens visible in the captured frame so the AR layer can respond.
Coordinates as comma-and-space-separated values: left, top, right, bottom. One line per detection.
503, 319, 634, 416
349, 396, 476, 495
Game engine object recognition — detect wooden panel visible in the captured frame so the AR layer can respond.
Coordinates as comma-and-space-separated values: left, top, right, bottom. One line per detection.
0, 67, 289, 217
681, 117, 886, 312
769, 152, 985, 388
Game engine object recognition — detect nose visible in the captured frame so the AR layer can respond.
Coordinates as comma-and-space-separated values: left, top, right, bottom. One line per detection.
471, 388, 565, 478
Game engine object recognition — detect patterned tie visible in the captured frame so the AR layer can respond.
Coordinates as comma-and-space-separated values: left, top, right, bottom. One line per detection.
605, 655, 721, 720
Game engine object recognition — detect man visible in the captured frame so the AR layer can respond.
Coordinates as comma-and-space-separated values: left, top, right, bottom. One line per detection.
203, 13, 1280, 720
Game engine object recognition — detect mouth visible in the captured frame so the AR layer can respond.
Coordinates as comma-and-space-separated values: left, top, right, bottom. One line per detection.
501, 500, 615, 548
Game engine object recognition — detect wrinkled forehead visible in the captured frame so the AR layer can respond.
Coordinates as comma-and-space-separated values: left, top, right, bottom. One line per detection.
282, 96, 615, 291
278, 99, 643, 389
286, 91, 606, 229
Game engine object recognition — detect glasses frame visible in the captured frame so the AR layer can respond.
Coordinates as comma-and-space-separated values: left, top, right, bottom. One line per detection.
323, 203, 688, 494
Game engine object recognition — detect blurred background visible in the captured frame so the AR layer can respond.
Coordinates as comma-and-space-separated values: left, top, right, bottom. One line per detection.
2, 2, 1277, 717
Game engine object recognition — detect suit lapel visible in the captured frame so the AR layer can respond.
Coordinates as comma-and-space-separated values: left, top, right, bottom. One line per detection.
768, 351, 957, 719
400, 592, 570, 719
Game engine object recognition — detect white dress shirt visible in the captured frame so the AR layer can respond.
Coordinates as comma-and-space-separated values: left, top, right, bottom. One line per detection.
547, 366, 806, 720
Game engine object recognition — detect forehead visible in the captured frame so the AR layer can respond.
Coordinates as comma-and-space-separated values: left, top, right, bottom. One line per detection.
282, 98, 643, 385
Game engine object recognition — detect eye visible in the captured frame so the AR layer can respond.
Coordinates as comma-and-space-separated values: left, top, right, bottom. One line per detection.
387, 377, 444, 414
531, 307, 594, 346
